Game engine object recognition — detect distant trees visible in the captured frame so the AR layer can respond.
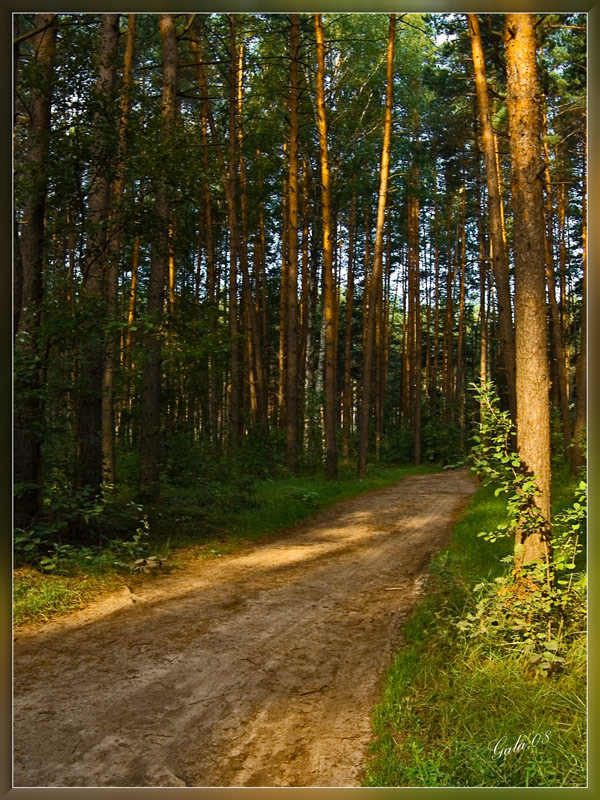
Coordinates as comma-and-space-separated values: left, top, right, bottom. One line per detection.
14, 14, 57, 530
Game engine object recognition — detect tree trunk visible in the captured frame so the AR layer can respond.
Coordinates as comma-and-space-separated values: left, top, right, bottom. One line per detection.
278, 142, 289, 429
102, 13, 136, 485
139, 13, 178, 499
474, 120, 488, 401
539, 103, 572, 462
570, 140, 586, 473
315, 14, 338, 480
408, 168, 421, 465
456, 185, 466, 451
285, 14, 301, 472
342, 192, 356, 460
505, 13, 552, 570
227, 15, 242, 447
431, 166, 440, 407
442, 191, 455, 421
467, 13, 517, 423
75, 13, 120, 495
357, 13, 395, 479
14, 13, 57, 530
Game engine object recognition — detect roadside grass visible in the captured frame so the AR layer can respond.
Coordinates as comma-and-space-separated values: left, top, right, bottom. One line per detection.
362, 471, 587, 788
14, 461, 438, 628
13, 568, 124, 627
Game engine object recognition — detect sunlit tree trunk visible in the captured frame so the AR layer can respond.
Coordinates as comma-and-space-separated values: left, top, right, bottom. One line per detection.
358, 13, 395, 479
408, 168, 421, 465
14, 13, 57, 530
468, 13, 517, 423
505, 13, 551, 570
315, 14, 337, 479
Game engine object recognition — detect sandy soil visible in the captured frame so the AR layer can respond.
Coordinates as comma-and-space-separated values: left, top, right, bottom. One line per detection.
13, 467, 478, 788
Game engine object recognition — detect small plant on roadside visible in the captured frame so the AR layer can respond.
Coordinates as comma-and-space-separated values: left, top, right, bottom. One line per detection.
462, 382, 586, 675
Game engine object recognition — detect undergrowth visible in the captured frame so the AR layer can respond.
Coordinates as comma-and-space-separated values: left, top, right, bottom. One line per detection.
363, 473, 586, 787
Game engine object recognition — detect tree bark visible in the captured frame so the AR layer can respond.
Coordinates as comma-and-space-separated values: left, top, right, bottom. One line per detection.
456, 185, 466, 450
75, 14, 120, 494
102, 13, 136, 485
408, 170, 421, 465
540, 100, 571, 462
357, 13, 395, 479
278, 143, 289, 429
227, 15, 242, 447
341, 192, 356, 460
505, 13, 552, 569
139, 13, 178, 499
467, 13, 517, 423
570, 138, 586, 473
285, 14, 301, 472
315, 14, 338, 480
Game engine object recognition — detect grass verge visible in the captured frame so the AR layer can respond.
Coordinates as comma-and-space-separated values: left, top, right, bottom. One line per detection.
13, 568, 125, 627
14, 462, 438, 629
362, 469, 586, 787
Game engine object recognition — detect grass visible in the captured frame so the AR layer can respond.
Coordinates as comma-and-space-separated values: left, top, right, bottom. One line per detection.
362, 469, 587, 788
13, 567, 124, 627
13, 461, 439, 628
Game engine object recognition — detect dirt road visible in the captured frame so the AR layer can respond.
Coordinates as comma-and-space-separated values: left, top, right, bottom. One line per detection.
14, 468, 478, 788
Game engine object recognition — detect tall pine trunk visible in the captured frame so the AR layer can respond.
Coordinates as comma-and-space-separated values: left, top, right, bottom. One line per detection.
468, 13, 517, 422
285, 14, 301, 472
76, 14, 120, 494
102, 14, 136, 485
315, 14, 337, 479
505, 13, 552, 570
357, 13, 395, 479
139, 14, 178, 499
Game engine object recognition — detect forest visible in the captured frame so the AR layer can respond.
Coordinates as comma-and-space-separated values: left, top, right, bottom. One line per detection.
13, 12, 586, 788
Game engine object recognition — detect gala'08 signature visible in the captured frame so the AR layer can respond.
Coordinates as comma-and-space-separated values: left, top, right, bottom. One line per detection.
488, 731, 551, 760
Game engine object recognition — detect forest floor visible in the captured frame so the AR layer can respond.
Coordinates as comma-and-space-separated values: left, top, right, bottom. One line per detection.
14, 467, 478, 788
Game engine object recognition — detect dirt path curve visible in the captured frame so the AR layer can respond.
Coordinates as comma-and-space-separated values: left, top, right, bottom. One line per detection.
14, 468, 478, 788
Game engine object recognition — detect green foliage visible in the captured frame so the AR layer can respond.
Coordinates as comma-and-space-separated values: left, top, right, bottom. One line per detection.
420, 413, 462, 464
14, 482, 149, 571
464, 382, 586, 675
363, 478, 586, 787
13, 568, 123, 626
